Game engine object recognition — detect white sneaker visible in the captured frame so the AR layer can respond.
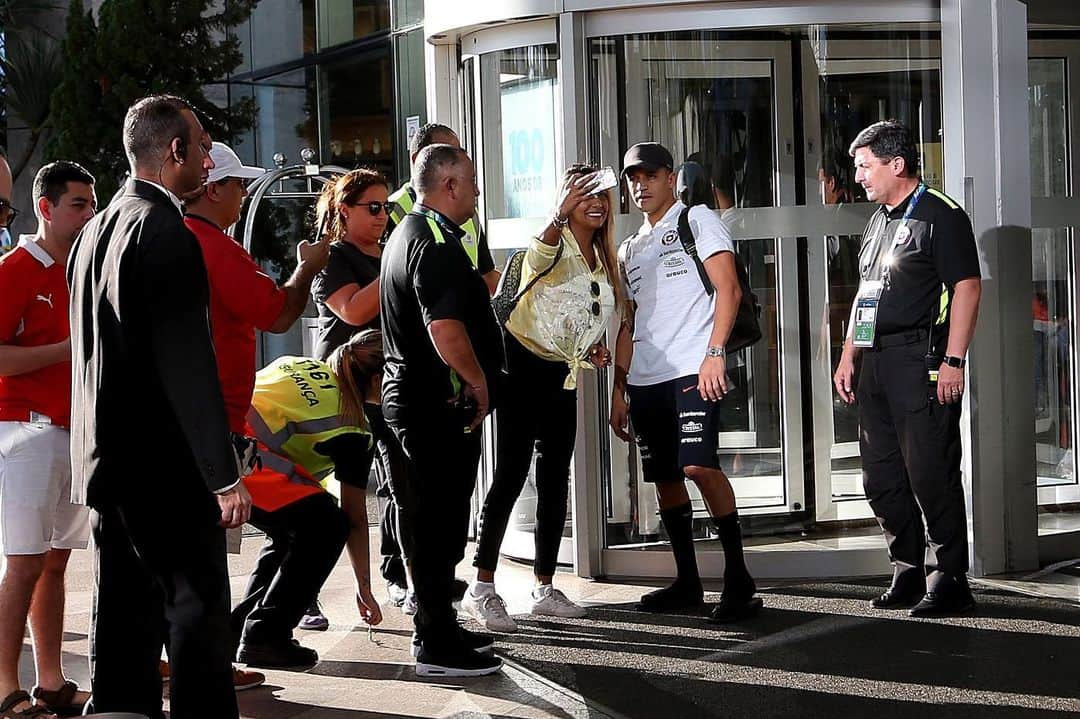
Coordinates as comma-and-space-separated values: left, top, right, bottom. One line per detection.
402, 591, 418, 616
461, 588, 518, 633
530, 585, 587, 618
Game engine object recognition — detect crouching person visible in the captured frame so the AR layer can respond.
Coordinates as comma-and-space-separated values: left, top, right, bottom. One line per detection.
233, 331, 385, 669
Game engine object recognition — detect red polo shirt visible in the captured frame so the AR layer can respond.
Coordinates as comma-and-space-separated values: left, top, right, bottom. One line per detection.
185, 215, 287, 433
0, 237, 71, 426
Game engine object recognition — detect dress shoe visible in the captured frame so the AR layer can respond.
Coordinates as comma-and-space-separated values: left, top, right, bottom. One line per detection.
636, 581, 704, 612
870, 571, 926, 609
236, 638, 318, 669
909, 577, 976, 618
707, 594, 763, 624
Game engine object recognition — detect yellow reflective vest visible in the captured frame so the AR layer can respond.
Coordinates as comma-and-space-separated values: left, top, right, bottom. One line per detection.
246, 356, 370, 480
388, 182, 482, 270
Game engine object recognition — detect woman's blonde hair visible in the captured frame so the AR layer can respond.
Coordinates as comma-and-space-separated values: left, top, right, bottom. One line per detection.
326, 329, 385, 429
314, 168, 389, 244
563, 163, 625, 310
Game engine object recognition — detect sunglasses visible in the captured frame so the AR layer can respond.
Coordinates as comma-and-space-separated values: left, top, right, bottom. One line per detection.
0, 201, 19, 229
590, 280, 601, 317
353, 201, 394, 217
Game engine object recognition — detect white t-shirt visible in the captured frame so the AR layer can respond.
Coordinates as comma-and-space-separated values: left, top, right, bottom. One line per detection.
619, 201, 735, 386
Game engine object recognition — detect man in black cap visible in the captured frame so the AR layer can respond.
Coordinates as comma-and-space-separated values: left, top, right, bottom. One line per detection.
609, 141, 761, 624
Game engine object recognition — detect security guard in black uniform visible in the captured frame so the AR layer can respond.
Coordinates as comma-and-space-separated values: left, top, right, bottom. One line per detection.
834, 120, 982, 618
380, 143, 505, 676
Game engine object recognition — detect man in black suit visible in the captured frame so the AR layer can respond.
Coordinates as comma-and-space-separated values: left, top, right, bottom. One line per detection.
67, 95, 252, 719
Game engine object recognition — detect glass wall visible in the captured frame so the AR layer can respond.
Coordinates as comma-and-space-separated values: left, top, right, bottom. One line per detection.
246, 67, 320, 169
1029, 28, 1080, 517
479, 45, 560, 221
320, 47, 395, 178
588, 25, 941, 547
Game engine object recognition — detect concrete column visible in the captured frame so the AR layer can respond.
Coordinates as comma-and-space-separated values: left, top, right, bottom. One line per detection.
941, 0, 1038, 575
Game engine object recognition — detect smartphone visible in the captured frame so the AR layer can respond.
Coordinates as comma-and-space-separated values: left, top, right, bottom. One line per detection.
587, 166, 619, 196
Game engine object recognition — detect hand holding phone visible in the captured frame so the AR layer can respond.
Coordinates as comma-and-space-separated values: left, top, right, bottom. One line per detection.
587, 166, 618, 196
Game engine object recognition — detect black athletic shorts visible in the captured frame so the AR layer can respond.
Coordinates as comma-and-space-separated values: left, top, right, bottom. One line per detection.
627, 374, 721, 483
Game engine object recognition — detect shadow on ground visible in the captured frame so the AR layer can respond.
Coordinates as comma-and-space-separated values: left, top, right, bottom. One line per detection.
483, 580, 1080, 719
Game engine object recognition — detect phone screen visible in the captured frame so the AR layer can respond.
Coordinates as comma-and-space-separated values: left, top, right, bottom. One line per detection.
588, 167, 619, 195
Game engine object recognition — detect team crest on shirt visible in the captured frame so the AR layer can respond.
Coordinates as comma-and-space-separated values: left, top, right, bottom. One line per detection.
660, 230, 679, 246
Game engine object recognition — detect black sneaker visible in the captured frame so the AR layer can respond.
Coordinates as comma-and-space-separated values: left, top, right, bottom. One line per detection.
236, 638, 318, 669
415, 645, 503, 677
636, 581, 704, 612
411, 627, 494, 658
452, 578, 469, 603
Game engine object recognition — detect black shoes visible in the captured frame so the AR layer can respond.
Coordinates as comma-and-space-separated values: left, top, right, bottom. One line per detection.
415, 645, 503, 677
452, 578, 470, 603
909, 576, 976, 618
236, 638, 318, 669
411, 626, 494, 658
636, 581, 705, 612
871, 572, 927, 609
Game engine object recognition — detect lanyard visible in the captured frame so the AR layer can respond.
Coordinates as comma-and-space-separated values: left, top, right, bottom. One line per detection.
411, 205, 480, 270
879, 183, 926, 284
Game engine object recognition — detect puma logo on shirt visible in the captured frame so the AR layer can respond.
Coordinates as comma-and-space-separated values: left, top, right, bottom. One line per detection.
36, 293, 54, 309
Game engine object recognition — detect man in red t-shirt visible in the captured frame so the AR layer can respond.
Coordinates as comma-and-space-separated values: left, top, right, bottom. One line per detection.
184, 142, 330, 437
0, 159, 96, 717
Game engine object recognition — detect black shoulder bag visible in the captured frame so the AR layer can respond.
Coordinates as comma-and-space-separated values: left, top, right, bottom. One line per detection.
677, 207, 762, 353
491, 240, 564, 326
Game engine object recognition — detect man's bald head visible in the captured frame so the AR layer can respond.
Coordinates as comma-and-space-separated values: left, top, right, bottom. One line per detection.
412, 144, 477, 226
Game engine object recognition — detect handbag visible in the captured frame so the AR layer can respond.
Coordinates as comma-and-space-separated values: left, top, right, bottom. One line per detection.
677, 206, 762, 353
491, 239, 564, 326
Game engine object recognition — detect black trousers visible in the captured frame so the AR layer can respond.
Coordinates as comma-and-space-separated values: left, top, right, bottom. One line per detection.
367, 403, 410, 587
386, 403, 481, 650
87, 488, 236, 719
230, 492, 349, 647
857, 338, 969, 590
473, 334, 576, 577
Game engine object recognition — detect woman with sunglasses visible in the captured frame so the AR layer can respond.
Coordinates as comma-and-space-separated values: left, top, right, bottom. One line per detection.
232, 331, 386, 669
462, 164, 621, 633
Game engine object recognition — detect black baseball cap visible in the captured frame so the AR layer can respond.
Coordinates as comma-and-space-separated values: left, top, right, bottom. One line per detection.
622, 142, 674, 175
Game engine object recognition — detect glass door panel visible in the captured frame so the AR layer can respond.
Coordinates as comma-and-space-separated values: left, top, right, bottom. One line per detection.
1030, 39, 1080, 508
590, 33, 800, 549
801, 32, 943, 522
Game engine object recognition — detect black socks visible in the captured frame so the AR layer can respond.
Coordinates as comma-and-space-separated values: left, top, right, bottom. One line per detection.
712, 511, 752, 591
660, 502, 701, 589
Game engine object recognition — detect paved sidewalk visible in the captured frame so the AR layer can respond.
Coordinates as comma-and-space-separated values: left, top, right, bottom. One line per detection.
23, 523, 1080, 718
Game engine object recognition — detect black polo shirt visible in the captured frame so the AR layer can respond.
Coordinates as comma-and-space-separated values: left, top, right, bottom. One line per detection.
857, 185, 981, 337
379, 205, 504, 415
311, 241, 381, 361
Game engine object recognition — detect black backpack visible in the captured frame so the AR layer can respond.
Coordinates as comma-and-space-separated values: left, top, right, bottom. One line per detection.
676, 207, 762, 353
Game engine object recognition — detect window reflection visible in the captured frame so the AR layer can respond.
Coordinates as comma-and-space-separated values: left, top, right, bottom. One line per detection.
320, 47, 395, 181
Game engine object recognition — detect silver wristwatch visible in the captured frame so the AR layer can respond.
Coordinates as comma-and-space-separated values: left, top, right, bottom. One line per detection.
706, 346, 726, 358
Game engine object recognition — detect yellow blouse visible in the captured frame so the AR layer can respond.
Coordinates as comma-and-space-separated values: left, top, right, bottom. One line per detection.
505, 228, 616, 389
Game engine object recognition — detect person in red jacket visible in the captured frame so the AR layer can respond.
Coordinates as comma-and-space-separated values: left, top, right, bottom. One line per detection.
180, 141, 329, 689
0, 160, 95, 718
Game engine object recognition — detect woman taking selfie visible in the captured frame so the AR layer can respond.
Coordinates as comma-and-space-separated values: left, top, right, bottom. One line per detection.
462, 164, 621, 633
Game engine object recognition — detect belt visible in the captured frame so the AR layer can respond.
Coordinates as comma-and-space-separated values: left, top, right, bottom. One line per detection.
873, 328, 929, 350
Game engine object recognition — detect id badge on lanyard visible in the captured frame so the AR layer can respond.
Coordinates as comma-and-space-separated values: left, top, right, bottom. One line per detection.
852, 280, 883, 348
852, 184, 926, 349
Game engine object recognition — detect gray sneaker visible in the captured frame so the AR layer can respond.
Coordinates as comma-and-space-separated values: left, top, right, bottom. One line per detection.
530, 585, 587, 618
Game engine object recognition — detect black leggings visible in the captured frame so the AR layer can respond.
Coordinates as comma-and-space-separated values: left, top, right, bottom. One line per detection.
473, 333, 577, 578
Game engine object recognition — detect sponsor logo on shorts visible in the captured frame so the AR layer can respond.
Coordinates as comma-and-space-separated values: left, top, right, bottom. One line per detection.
681, 421, 703, 434
681, 437, 703, 444
661, 230, 679, 246
679, 410, 706, 418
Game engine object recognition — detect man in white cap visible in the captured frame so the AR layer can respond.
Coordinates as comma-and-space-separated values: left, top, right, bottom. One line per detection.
180, 141, 329, 682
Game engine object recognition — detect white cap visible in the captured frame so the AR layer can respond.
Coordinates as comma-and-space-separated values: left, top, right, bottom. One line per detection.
206, 142, 266, 184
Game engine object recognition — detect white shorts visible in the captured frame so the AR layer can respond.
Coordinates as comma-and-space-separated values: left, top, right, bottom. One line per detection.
0, 421, 90, 555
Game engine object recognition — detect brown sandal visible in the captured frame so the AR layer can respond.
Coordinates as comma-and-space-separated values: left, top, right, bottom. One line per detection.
0, 690, 53, 718
31, 682, 85, 717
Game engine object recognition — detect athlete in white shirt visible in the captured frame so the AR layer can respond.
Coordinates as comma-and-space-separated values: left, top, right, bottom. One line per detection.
609, 143, 761, 624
